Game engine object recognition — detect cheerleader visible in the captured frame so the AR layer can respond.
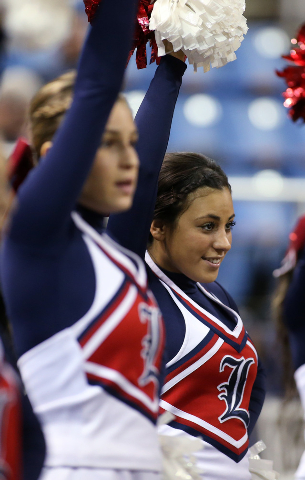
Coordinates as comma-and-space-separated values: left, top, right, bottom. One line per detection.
273, 215, 305, 480
0, 150, 45, 480
1, 0, 167, 478
107, 78, 266, 480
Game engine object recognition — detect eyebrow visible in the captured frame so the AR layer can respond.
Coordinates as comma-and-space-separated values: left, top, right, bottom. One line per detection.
103, 129, 138, 137
196, 213, 236, 221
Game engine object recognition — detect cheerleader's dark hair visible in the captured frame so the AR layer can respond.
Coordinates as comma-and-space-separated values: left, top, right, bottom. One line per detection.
148, 152, 231, 243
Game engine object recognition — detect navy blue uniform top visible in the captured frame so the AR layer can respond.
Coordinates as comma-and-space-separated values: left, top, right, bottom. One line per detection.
0, 0, 138, 358
107, 57, 266, 439
283, 248, 305, 371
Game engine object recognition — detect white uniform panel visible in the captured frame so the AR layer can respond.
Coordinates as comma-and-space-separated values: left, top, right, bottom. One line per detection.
19, 328, 161, 471
39, 468, 161, 480
294, 365, 305, 479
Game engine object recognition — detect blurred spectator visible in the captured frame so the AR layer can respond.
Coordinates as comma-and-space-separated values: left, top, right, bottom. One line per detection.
0, 0, 72, 51
0, 0, 87, 82
0, 66, 42, 157
0, 147, 46, 480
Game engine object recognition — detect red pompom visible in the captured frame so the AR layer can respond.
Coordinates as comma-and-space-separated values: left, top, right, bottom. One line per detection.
83, 0, 102, 24
276, 23, 305, 123
128, 0, 160, 70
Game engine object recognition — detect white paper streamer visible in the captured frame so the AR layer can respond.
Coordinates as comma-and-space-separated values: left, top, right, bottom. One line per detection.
150, 0, 248, 72
249, 441, 279, 480
158, 412, 204, 479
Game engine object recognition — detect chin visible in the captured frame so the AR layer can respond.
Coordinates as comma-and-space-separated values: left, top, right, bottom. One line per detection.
104, 198, 133, 215
196, 270, 219, 284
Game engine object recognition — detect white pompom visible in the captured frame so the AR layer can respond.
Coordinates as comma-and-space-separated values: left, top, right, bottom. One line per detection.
150, 0, 248, 72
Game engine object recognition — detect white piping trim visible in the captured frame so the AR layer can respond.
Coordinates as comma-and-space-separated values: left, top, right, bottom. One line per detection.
162, 338, 224, 394
159, 399, 248, 449
82, 285, 138, 359
246, 340, 258, 361
72, 212, 147, 288
70, 235, 125, 338
85, 362, 159, 413
145, 252, 243, 338
164, 282, 210, 368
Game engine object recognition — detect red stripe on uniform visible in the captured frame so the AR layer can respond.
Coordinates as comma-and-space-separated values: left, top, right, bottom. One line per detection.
79, 282, 130, 348
87, 372, 158, 420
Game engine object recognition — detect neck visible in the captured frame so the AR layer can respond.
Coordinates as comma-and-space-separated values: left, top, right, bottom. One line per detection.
148, 241, 179, 274
76, 204, 105, 233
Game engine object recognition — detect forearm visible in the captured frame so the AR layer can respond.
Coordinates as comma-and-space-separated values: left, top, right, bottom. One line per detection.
107, 55, 186, 257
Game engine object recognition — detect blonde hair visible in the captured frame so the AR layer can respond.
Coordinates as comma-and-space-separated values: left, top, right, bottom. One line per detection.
29, 71, 129, 161
272, 271, 297, 399
29, 71, 76, 160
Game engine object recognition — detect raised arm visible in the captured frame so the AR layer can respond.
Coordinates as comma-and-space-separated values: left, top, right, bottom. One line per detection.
107, 54, 186, 258
7, 0, 138, 247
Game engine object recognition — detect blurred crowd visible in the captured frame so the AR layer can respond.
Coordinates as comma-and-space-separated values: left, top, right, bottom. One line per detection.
0, 3, 305, 476
0, 0, 87, 157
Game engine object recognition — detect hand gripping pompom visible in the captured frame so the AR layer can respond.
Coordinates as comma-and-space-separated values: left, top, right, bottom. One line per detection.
276, 24, 305, 123
149, 0, 248, 72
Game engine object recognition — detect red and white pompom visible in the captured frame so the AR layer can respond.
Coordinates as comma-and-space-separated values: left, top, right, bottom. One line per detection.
150, 0, 248, 72
276, 23, 305, 123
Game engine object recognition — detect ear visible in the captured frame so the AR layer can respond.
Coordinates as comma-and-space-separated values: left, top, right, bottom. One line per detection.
150, 219, 166, 242
40, 141, 53, 159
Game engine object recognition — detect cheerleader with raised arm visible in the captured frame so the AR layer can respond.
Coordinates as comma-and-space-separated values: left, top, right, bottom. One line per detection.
106, 3, 267, 478
0, 1, 168, 478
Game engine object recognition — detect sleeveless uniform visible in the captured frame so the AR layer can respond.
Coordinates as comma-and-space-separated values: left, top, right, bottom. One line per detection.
147, 253, 260, 480
18, 213, 164, 472
0, 0, 165, 476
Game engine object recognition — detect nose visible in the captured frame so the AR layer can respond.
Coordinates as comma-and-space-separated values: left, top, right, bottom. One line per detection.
213, 228, 232, 252
121, 145, 139, 170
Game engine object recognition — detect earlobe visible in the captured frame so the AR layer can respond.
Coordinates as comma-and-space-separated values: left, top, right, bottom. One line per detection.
40, 141, 53, 159
150, 220, 166, 242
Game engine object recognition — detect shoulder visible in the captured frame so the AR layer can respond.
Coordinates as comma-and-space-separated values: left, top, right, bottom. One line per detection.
201, 281, 240, 314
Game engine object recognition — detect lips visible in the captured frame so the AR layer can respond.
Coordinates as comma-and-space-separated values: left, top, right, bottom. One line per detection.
202, 257, 223, 267
116, 179, 134, 195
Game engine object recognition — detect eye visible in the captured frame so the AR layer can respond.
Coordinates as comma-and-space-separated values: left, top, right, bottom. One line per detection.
201, 222, 215, 231
226, 220, 236, 231
101, 139, 116, 148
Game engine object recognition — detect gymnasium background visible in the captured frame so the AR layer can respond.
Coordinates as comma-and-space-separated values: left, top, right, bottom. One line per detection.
0, 0, 304, 477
